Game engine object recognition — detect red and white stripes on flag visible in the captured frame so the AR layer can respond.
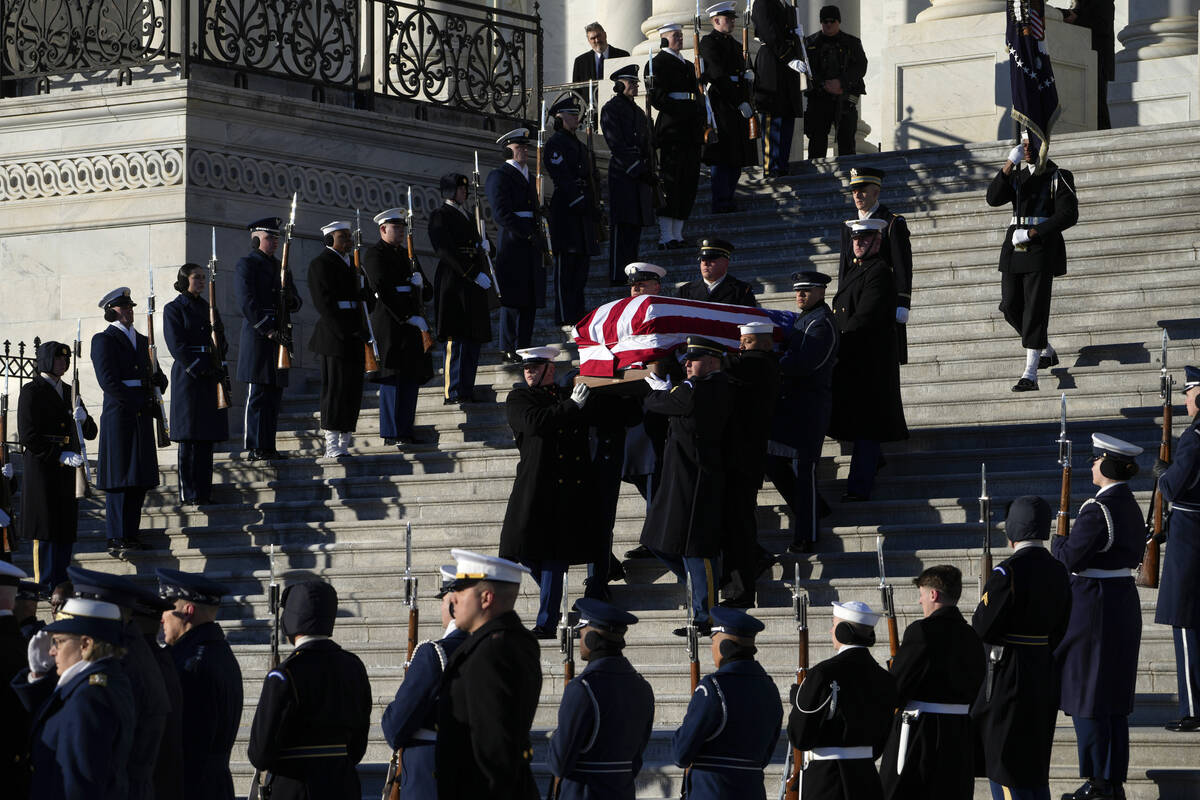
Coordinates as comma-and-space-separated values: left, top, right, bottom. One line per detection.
572, 294, 799, 377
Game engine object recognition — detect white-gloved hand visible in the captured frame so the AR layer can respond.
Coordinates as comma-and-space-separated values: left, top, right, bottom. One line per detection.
738, 102, 754, 119
480, 238, 492, 255
895, 307, 910, 324
1, 463, 12, 480
0, 508, 9, 527
570, 382, 590, 408
28, 629, 54, 677
1007, 145, 1024, 165
1011, 228, 1031, 247
73, 405, 87, 422
787, 59, 809, 76
58, 452, 84, 468
410, 272, 424, 288
644, 373, 670, 391
474, 272, 492, 291
742, 69, 755, 82
406, 316, 429, 332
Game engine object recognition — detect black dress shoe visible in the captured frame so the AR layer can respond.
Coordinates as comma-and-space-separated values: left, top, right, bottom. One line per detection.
624, 544, 655, 559
719, 593, 755, 609
1012, 377, 1039, 392
607, 552, 626, 582
1166, 715, 1200, 731
382, 438, 398, 446
246, 449, 265, 462
122, 536, 147, 550
443, 397, 462, 405
530, 625, 556, 640
1039, 351, 1060, 369
787, 542, 813, 555
397, 433, 430, 447
106, 538, 126, 554
1061, 779, 1113, 800
267, 450, 289, 460
502, 351, 523, 365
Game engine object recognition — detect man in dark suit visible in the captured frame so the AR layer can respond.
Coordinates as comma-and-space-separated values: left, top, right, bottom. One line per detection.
1055, 1, 1115, 129
571, 22, 630, 82
678, 238, 758, 306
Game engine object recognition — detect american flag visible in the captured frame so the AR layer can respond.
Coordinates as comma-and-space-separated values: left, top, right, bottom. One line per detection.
572, 295, 799, 377
1007, 0, 1058, 171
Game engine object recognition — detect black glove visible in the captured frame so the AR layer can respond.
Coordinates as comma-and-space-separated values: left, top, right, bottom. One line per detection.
152, 373, 168, 392
1154, 458, 1169, 478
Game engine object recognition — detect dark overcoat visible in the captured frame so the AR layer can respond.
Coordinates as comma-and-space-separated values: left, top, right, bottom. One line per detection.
1067, 1, 1115, 80
879, 606, 986, 799
673, 657, 782, 800
839, 205, 913, 363
500, 383, 597, 564
726, 350, 780, 489
361, 239, 430, 382
163, 292, 230, 442
770, 303, 838, 460
121, 625, 171, 800
829, 255, 908, 443
601, 93, 656, 227
788, 646, 899, 800
985, 161, 1078, 277
546, 127, 602, 254
804, 30, 867, 94
649, 50, 705, 146
248, 639, 372, 800
1052, 482, 1143, 717
1157, 413, 1200, 627
0, 615, 31, 798
752, 0, 805, 116
234, 248, 301, 386
970, 545, 1072, 788
91, 325, 164, 491
678, 275, 758, 306
149, 630, 185, 800
639, 371, 734, 558
699, 30, 757, 167
485, 162, 546, 310
548, 655, 655, 800
307, 248, 368, 359
17, 375, 96, 544
435, 610, 542, 799
428, 201, 493, 343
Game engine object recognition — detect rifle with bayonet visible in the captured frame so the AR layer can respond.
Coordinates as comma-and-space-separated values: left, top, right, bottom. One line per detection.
742, 0, 761, 140
146, 266, 171, 448
584, 80, 609, 241
781, 563, 808, 800
382, 523, 421, 800
535, 100, 555, 267
352, 208, 382, 374
980, 463, 992, 596
681, 570, 701, 799
643, 41, 669, 210
795, 10, 813, 114
472, 150, 503, 307
559, 568, 575, 682
406, 187, 436, 353
72, 320, 93, 498
207, 228, 233, 410
876, 534, 898, 668
249, 543, 283, 800
1138, 331, 1172, 588
1, 357, 11, 554
693, 0, 719, 144
276, 194, 297, 370
1056, 393, 1072, 539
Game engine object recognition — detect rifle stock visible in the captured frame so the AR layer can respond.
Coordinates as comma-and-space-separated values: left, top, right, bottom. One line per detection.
352, 210, 382, 374
782, 568, 807, 800
277, 194, 297, 371
1056, 393, 1071, 539
208, 229, 233, 411
384, 523, 420, 800
742, 5, 760, 140
146, 273, 171, 448
1139, 336, 1172, 588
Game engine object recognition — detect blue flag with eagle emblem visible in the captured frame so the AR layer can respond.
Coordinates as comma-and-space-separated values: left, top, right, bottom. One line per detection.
1007, 0, 1059, 172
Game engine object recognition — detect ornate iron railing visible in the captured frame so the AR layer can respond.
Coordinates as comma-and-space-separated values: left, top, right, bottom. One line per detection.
1, 338, 40, 383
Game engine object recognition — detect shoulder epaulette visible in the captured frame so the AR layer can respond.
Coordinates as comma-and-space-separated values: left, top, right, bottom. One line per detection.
88, 673, 108, 687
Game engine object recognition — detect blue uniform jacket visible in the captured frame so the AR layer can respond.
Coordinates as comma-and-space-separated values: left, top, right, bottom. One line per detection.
163, 292, 230, 442
545, 128, 600, 256
91, 325, 164, 490
12, 658, 135, 800
485, 161, 546, 309
548, 655, 655, 800
380, 627, 468, 796
600, 93, 656, 227
770, 303, 839, 459
1158, 415, 1200, 628
672, 657, 782, 800
1052, 481, 1144, 717
234, 248, 301, 385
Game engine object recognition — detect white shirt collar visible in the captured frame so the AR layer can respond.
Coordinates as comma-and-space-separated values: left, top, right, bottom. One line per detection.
666, 48, 686, 62
1097, 481, 1126, 496
294, 634, 332, 649
108, 321, 137, 348
703, 275, 727, 291
836, 643, 867, 654
858, 202, 880, 219
444, 620, 459, 637
596, 47, 610, 60
505, 159, 530, 181
445, 199, 471, 219
55, 658, 92, 688
1015, 540, 1045, 551
0, 609, 12, 617
40, 371, 62, 387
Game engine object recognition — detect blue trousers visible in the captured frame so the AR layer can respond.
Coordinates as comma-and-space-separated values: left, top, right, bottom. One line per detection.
499, 306, 535, 355
555, 250, 591, 326
105, 487, 147, 541
760, 113, 796, 176
765, 454, 821, 546
443, 339, 482, 402
1173, 626, 1200, 718
243, 383, 283, 452
525, 559, 568, 629
651, 549, 717, 627
177, 440, 214, 504
846, 439, 882, 499
34, 539, 73, 595
378, 378, 420, 439
709, 165, 741, 212
988, 782, 1050, 800
1072, 714, 1129, 781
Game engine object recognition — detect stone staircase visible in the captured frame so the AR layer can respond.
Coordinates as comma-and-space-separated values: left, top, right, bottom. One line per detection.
14, 120, 1200, 798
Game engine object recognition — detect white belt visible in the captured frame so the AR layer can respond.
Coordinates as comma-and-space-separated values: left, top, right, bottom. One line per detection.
904, 701, 969, 715
515, 211, 534, 218
121, 379, 143, 387
1171, 501, 1200, 513
668, 92, 697, 100
1073, 568, 1133, 579
410, 729, 437, 742
808, 746, 872, 761
394, 285, 412, 293
336, 301, 357, 310
1011, 216, 1048, 226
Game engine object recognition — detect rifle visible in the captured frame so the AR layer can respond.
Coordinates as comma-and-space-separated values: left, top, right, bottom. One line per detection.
383, 522, 421, 800
980, 462, 992, 596
472, 150, 503, 304
643, 42, 669, 210
1, 357, 11, 553
1056, 393, 1072, 539
584, 80, 609, 242
681, 570, 701, 799
876, 534, 898, 668
796, 17, 812, 114
249, 543, 283, 800
351, 208, 382, 374
693, 0, 719, 144
559, 568, 575, 682
406, 187, 436, 353
276, 193, 297, 371
146, 266, 171, 448
1138, 330, 1172, 588
742, 0, 760, 140
72, 320, 93, 497
208, 228, 233, 411
535, 100, 555, 266
781, 563, 808, 800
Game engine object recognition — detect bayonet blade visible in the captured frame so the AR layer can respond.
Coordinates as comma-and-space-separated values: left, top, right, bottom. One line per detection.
210, 226, 217, 264
1059, 393, 1067, 437
875, 534, 887, 586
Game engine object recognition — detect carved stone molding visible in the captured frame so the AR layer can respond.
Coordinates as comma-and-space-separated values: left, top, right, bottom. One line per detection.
0, 148, 184, 201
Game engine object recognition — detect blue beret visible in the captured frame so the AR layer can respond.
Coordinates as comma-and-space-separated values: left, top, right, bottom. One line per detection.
709, 606, 765, 637
573, 598, 638, 632
156, 568, 227, 606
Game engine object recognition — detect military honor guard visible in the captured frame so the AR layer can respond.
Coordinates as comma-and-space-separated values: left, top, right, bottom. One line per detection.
878, 565, 985, 799
802, 6, 868, 159
164, 263, 230, 506
363, 207, 432, 448
548, 599, 655, 798
751, 0, 807, 176
787, 600, 899, 799
0, 561, 32, 799
11, 595, 135, 800
92, 288, 167, 553
679, 238, 758, 306
235, 216, 302, 461
1155, 365, 1200, 733
640, 336, 735, 636
765, 271, 838, 554
700, 2, 758, 213
499, 345, 594, 636
648, 22, 704, 248
828, 218, 908, 501
429, 173, 493, 404
157, 568, 244, 800
17, 340, 96, 592
971, 495, 1073, 800
986, 131, 1078, 391
1051, 435, 1145, 800
673, 607, 782, 799
486, 128, 546, 362
838, 167, 914, 363
132, 574, 185, 800
435, 549, 542, 799
16, 579, 46, 641
248, 580, 372, 799
544, 94, 601, 325
382, 565, 468, 796
601, 64, 656, 285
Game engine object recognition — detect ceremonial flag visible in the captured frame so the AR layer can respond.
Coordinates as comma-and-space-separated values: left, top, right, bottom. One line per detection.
1007, 0, 1059, 172
572, 294, 799, 377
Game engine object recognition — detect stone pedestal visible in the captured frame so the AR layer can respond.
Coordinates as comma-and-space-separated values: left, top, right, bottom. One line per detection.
1109, 4, 1200, 126
881, 13, 1096, 151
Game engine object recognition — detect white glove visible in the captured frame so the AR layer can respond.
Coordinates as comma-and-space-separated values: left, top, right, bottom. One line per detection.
73, 405, 87, 422
787, 59, 809, 76
742, 69, 755, 82
28, 630, 55, 677
1011, 228, 1032, 247
0, 508, 9, 527
474, 272, 492, 291
738, 102, 754, 119
406, 316, 429, 332
570, 382, 590, 409
1007, 145, 1024, 165
895, 307, 910, 324
58, 452, 84, 468
480, 238, 492, 255
1, 463, 12, 480
644, 373, 670, 391
410, 272, 424, 288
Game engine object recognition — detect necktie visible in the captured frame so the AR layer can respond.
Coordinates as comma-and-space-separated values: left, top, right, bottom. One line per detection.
597, 52, 604, 78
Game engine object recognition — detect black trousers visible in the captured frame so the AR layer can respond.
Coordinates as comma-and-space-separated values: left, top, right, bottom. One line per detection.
999, 269, 1054, 349
609, 222, 643, 284
319, 351, 365, 432
658, 140, 702, 220
721, 479, 761, 595
554, 250, 591, 327
177, 440, 214, 503
804, 91, 857, 160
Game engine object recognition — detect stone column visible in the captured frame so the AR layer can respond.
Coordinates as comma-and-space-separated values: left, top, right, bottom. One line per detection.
915, 0, 1004, 23
1109, 0, 1200, 125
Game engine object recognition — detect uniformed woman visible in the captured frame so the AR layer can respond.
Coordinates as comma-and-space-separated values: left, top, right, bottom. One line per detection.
164, 263, 230, 506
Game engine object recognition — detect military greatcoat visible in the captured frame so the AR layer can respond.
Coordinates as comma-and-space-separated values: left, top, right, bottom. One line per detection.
485, 162, 546, 310
751, 0, 805, 117
770, 302, 838, 460
91, 325, 165, 491
163, 292, 230, 442
545, 127, 602, 255
699, 30, 757, 168
838, 204, 914, 363
428, 200, 493, 343
648, 48, 704, 221
233, 247, 301, 386
361, 238, 431, 382
601, 93, 656, 228
1157, 413, 1200, 628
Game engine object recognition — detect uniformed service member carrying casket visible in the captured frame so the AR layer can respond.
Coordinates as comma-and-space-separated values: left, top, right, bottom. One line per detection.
700, 2, 758, 213
545, 94, 601, 324
678, 238, 758, 307
602, 65, 657, 286
648, 22, 704, 249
